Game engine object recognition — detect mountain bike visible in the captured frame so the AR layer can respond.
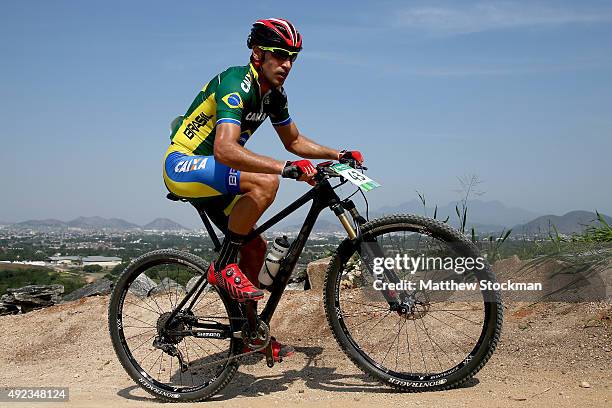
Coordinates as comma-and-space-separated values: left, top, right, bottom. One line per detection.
107, 160, 503, 402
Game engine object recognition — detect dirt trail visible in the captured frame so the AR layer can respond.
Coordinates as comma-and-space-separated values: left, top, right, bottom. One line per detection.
0, 293, 610, 407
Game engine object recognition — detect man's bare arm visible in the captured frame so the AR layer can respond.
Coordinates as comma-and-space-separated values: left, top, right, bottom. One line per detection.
275, 121, 339, 160
214, 123, 285, 174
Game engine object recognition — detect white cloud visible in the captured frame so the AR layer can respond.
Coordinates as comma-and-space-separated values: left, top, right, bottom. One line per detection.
394, 2, 612, 35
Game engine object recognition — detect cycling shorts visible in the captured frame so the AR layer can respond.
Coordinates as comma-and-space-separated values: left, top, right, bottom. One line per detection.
163, 148, 242, 198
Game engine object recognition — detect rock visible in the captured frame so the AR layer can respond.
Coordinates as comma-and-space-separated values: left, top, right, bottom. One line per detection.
492, 255, 523, 276
306, 257, 332, 292
579, 381, 591, 388
0, 302, 20, 315
289, 268, 309, 284
1, 284, 64, 313
286, 281, 305, 291
129, 274, 157, 297
340, 280, 353, 289
600, 265, 612, 299
150, 277, 185, 296
63, 278, 113, 301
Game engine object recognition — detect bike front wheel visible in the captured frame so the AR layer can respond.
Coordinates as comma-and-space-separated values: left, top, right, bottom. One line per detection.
324, 214, 503, 392
107, 249, 242, 402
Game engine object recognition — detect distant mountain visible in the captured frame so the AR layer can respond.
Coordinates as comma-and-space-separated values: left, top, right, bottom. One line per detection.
308, 219, 344, 233
143, 218, 189, 231
15, 219, 69, 228
374, 199, 541, 228
9, 216, 187, 231
67, 216, 141, 230
512, 211, 612, 236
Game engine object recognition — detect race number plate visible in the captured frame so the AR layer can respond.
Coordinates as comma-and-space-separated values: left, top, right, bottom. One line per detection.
330, 164, 381, 191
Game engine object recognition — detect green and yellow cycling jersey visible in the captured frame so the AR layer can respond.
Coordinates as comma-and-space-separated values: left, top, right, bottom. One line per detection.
169, 63, 291, 156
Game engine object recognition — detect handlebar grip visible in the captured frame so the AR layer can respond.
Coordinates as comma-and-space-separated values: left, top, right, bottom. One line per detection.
281, 165, 300, 179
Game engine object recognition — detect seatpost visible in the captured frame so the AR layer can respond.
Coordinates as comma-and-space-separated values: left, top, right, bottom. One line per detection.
193, 204, 222, 251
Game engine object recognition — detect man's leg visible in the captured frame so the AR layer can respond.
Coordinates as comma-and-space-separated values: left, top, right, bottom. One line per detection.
227, 172, 278, 285
163, 150, 276, 299
209, 172, 279, 300
238, 235, 267, 287
214, 172, 279, 268
226, 172, 280, 235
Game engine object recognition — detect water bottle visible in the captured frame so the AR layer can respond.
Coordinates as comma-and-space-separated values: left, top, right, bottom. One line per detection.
258, 236, 291, 287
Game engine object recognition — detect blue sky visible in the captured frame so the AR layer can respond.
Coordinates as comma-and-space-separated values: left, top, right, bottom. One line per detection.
1, 1, 611, 228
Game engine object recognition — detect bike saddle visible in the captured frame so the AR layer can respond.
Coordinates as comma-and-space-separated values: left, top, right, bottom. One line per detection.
166, 192, 182, 201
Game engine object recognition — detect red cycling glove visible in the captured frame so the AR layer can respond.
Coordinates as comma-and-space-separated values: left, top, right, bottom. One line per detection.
282, 160, 317, 182
338, 150, 364, 165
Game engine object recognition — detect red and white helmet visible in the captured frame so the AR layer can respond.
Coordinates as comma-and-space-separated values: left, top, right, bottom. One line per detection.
247, 18, 302, 52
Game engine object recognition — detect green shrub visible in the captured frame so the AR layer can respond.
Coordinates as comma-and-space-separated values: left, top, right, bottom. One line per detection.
110, 262, 129, 276
83, 264, 103, 273
0, 267, 86, 296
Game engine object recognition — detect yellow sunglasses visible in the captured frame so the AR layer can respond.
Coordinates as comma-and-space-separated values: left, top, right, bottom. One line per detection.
258, 46, 299, 62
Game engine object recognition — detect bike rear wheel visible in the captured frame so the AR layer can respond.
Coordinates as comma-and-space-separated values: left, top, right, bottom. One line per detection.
108, 249, 242, 402
324, 214, 503, 391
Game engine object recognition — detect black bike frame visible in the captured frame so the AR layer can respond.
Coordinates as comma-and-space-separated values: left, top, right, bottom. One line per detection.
165, 174, 357, 330
246, 177, 346, 324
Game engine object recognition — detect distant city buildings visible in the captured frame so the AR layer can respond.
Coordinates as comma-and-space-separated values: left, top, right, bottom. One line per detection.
82, 256, 122, 268
49, 255, 122, 268
3, 255, 124, 269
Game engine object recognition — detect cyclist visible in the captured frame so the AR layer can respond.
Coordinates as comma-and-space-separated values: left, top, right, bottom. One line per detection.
163, 17, 363, 360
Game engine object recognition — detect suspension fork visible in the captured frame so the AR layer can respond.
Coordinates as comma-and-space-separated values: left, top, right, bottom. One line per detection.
338, 199, 415, 311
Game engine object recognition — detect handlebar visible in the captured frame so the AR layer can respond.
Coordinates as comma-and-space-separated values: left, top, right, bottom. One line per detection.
282, 159, 367, 183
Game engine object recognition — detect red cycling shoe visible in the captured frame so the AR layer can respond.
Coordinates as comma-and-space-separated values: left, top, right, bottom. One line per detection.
243, 336, 295, 362
207, 262, 264, 302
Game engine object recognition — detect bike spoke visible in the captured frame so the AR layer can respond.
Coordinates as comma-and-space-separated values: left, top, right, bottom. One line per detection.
379, 316, 403, 366
123, 313, 155, 328
416, 316, 443, 371
147, 292, 166, 315
341, 299, 391, 311
436, 310, 483, 325
424, 311, 478, 342
343, 310, 389, 331
169, 351, 173, 383
149, 351, 162, 374
124, 297, 162, 316
405, 320, 412, 372
131, 333, 157, 353
155, 269, 175, 310
355, 310, 393, 343
418, 317, 455, 366
421, 313, 469, 352
192, 297, 221, 315
125, 328, 157, 341
180, 340, 195, 387
158, 352, 163, 380
413, 319, 428, 373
